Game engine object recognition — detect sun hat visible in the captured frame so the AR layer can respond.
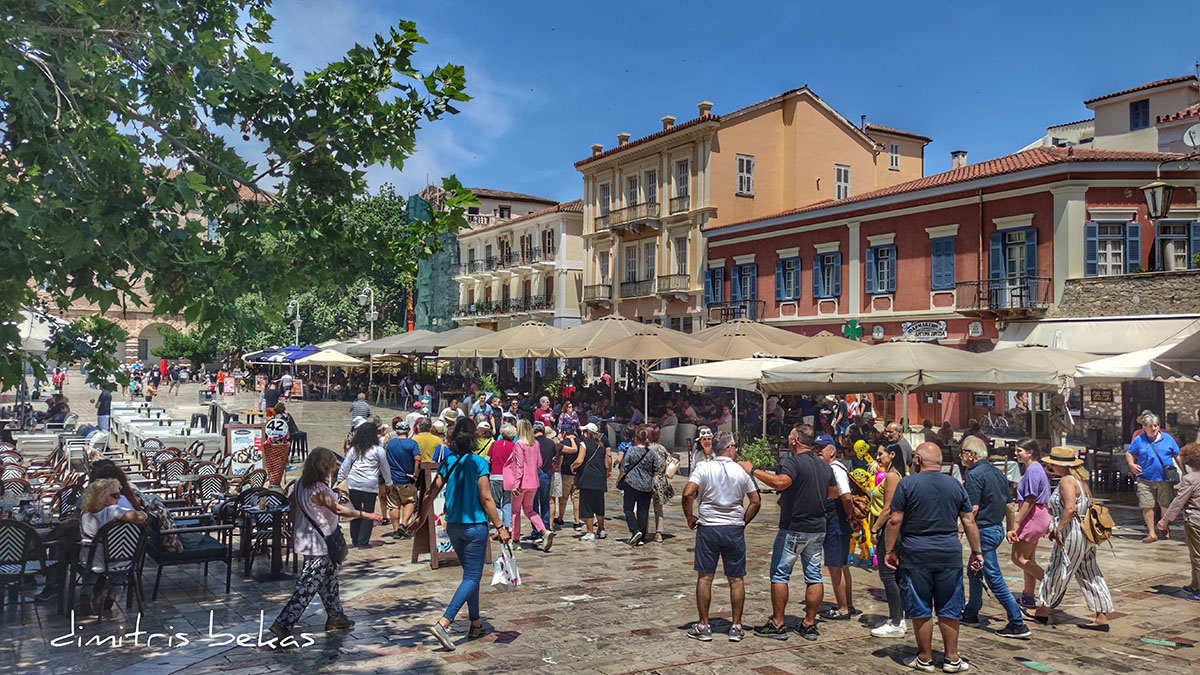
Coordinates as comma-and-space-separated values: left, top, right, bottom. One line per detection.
351, 416, 367, 430
478, 420, 492, 430
581, 422, 599, 433
442, 409, 458, 422
697, 426, 714, 439
1044, 446, 1084, 467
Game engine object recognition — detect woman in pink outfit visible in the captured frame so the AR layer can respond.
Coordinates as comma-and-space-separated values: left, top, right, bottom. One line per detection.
506, 419, 555, 552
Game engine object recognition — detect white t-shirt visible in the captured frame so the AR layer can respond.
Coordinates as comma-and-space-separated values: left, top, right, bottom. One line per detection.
281, 374, 293, 390
831, 459, 851, 496
82, 504, 130, 540
687, 456, 758, 527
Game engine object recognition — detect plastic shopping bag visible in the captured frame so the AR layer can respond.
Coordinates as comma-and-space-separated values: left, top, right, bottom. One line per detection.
490, 543, 521, 591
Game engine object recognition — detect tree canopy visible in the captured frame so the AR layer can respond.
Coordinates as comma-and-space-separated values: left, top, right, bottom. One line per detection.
1, 0, 473, 388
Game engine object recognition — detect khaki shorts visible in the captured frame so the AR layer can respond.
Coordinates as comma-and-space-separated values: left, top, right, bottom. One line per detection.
551, 472, 563, 498
386, 483, 417, 509
1136, 479, 1174, 510
560, 474, 578, 500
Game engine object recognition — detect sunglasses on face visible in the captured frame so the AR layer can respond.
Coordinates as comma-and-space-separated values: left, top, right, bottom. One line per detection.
110, 493, 121, 499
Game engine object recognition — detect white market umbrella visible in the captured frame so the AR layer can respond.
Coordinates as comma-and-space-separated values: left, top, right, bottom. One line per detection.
651, 357, 796, 436
1072, 339, 1199, 383
294, 349, 365, 396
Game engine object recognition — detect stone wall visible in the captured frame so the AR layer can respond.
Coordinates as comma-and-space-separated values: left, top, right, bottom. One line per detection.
1047, 269, 1200, 318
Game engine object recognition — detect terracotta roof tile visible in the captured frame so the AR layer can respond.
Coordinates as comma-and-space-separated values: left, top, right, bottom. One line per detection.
459, 199, 583, 238
1047, 118, 1094, 129
1157, 103, 1200, 124
465, 187, 557, 204
574, 116, 718, 168
863, 123, 932, 143
704, 147, 1185, 233
1084, 75, 1197, 105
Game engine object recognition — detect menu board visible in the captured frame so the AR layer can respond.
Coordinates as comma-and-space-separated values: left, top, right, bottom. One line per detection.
222, 376, 236, 395
290, 379, 303, 398
225, 424, 264, 475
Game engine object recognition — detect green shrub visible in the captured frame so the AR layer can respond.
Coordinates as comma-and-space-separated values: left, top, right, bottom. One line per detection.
739, 436, 777, 469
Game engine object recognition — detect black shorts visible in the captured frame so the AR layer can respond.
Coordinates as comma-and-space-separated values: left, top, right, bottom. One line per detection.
694, 524, 747, 578
578, 488, 606, 519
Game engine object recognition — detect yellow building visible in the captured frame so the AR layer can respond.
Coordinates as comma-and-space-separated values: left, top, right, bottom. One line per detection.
575, 87, 930, 331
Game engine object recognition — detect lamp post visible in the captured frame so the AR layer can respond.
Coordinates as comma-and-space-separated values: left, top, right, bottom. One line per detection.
1141, 145, 1200, 220
287, 299, 302, 345
357, 285, 377, 341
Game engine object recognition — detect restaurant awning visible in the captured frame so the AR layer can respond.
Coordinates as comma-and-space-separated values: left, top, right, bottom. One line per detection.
1074, 331, 1200, 383
396, 326, 494, 355
996, 315, 1200, 355
439, 321, 562, 359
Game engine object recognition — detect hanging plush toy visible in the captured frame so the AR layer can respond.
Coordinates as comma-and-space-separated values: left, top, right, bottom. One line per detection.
848, 466, 878, 569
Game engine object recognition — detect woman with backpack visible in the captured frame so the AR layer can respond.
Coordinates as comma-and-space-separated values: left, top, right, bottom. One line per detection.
410, 418, 511, 651
1026, 446, 1114, 631
647, 424, 675, 543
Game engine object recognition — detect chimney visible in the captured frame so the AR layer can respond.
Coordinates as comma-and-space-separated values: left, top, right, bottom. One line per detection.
860, 115, 867, 130
616, 132, 631, 147
591, 143, 604, 157
661, 115, 676, 130
697, 100, 713, 118
951, 150, 968, 169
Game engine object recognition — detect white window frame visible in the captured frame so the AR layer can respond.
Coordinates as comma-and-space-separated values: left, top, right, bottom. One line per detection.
598, 250, 611, 284
822, 253, 838, 295
872, 245, 894, 293
624, 245, 638, 283
627, 175, 639, 206
1096, 224, 1124, 277
1158, 223, 1189, 271
599, 183, 611, 216
643, 242, 657, 280
835, 164, 851, 200
646, 170, 657, 204
781, 257, 800, 300
888, 143, 900, 171
736, 154, 755, 196
675, 160, 689, 197
674, 235, 688, 275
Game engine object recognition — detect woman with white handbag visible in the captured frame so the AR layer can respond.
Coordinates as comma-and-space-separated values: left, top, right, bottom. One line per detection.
411, 417, 511, 651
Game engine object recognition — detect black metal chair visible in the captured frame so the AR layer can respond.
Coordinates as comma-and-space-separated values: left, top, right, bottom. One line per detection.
68, 519, 149, 619
243, 490, 294, 574
0, 519, 47, 620
144, 512, 234, 600
289, 431, 309, 462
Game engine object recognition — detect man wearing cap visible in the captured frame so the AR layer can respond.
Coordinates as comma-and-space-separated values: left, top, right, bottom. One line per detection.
384, 420, 421, 538
959, 436, 1029, 638
884, 442, 983, 672
404, 400, 425, 430
816, 434, 859, 621
739, 423, 836, 641
350, 392, 371, 421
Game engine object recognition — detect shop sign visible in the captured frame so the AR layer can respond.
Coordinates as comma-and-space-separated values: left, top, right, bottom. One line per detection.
901, 320, 948, 342
1089, 389, 1114, 403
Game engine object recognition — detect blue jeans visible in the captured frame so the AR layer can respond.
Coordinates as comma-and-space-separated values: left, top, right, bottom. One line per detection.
444, 522, 488, 622
966, 523, 1024, 624
535, 470, 551, 527
900, 565, 965, 619
769, 529, 825, 584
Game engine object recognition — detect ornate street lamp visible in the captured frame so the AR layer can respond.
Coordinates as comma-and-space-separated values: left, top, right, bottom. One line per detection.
1140, 180, 1175, 220
357, 285, 377, 341
286, 299, 301, 344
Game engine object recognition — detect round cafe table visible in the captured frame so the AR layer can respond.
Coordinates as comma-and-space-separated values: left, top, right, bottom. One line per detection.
237, 410, 264, 424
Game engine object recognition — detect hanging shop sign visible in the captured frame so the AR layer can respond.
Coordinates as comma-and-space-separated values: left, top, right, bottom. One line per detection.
901, 320, 948, 342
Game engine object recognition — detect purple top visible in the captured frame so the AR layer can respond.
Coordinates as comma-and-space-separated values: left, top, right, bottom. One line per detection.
1017, 461, 1051, 505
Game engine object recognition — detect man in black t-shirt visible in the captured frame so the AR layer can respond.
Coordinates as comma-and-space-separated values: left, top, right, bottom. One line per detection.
534, 422, 556, 529
738, 423, 836, 641
95, 388, 112, 431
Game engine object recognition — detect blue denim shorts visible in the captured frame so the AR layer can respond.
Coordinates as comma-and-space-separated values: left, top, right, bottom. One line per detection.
900, 565, 965, 619
694, 524, 747, 578
769, 529, 825, 584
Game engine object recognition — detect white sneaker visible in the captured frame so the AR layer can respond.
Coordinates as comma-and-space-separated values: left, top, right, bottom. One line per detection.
579, 533, 596, 541
871, 620, 907, 638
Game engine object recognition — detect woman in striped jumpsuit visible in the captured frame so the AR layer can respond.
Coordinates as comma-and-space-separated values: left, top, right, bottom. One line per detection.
1028, 446, 1114, 631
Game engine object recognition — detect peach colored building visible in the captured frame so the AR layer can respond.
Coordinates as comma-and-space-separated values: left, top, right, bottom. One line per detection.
575, 87, 930, 332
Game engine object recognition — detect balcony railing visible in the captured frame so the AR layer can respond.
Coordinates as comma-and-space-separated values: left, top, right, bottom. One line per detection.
706, 299, 766, 323
497, 252, 521, 269
609, 201, 661, 229
670, 194, 690, 214
955, 276, 1051, 313
466, 213, 497, 227
584, 283, 612, 302
620, 278, 656, 298
656, 273, 690, 295
594, 213, 611, 233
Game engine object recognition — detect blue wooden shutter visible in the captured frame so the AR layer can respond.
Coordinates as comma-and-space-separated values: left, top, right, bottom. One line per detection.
1024, 228, 1037, 279
704, 268, 714, 304
932, 237, 955, 290
792, 258, 801, 298
745, 263, 758, 299
887, 244, 898, 292
775, 260, 784, 301
989, 232, 1003, 280
1125, 222, 1141, 273
729, 265, 742, 301
1190, 222, 1200, 269
864, 246, 876, 294
1084, 222, 1098, 277
813, 255, 823, 298
831, 252, 843, 297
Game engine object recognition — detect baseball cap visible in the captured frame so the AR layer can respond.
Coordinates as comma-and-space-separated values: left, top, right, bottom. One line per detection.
813, 433, 838, 450
502, 411, 516, 419
697, 426, 714, 439
533, 420, 546, 432
432, 419, 446, 434
443, 409, 458, 422
582, 422, 599, 433
395, 420, 411, 432
351, 416, 367, 430
478, 420, 492, 430
413, 401, 423, 409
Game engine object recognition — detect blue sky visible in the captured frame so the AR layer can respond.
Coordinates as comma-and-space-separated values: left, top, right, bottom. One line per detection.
264, 0, 1200, 202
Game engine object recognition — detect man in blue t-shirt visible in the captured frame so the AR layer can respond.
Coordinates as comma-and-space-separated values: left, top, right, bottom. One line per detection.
384, 420, 421, 537
1126, 413, 1182, 542
884, 443, 983, 673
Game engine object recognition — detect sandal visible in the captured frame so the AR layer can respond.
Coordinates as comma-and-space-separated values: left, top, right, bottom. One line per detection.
819, 608, 852, 620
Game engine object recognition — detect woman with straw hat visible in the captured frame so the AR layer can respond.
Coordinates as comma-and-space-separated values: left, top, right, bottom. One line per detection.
1025, 446, 1114, 631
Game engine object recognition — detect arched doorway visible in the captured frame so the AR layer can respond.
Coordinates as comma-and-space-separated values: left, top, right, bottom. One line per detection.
137, 323, 171, 362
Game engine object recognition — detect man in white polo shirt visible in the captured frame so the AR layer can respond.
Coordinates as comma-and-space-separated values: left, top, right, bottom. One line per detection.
682, 430, 761, 642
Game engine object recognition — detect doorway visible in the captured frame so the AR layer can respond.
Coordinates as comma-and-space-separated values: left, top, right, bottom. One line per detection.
1122, 380, 1164, 443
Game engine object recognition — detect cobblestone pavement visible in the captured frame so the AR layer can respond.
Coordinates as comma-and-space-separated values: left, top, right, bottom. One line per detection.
4, 381, 1198, 674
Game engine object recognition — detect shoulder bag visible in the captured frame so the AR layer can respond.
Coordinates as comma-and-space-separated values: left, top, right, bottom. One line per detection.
1147, 437, 1181, 486
297, 484, 348, 566
616, 446, 650, 492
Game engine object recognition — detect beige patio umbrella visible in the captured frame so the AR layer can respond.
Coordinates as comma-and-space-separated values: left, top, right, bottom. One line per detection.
577, 326, 727, 419
698, 330, 813, 360
346, 332, 426, 356
293, 348, 365, 397
522, 315, 651, 358
789, 330, 870, 358
438, 321, 562, 359
398, 326, 493, 355
693, 318, 811, 346
949, 346, 1101, 392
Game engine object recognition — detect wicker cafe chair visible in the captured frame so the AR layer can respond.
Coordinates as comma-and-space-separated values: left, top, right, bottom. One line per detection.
0, 519, 47, 620
68, 519, 149, 619
1, 478, 32, 497
2, 463, 27, 481
243, 490, 294, 574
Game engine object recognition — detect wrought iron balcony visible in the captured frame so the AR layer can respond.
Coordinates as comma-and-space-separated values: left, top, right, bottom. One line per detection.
656, 273, 691, 298
608, 202, 661, 232
705, 299, 766, 323
584, 283, 612, 304
669, 194, 690, 214
955, 276, 1051, 315
620, 279, 655, 298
